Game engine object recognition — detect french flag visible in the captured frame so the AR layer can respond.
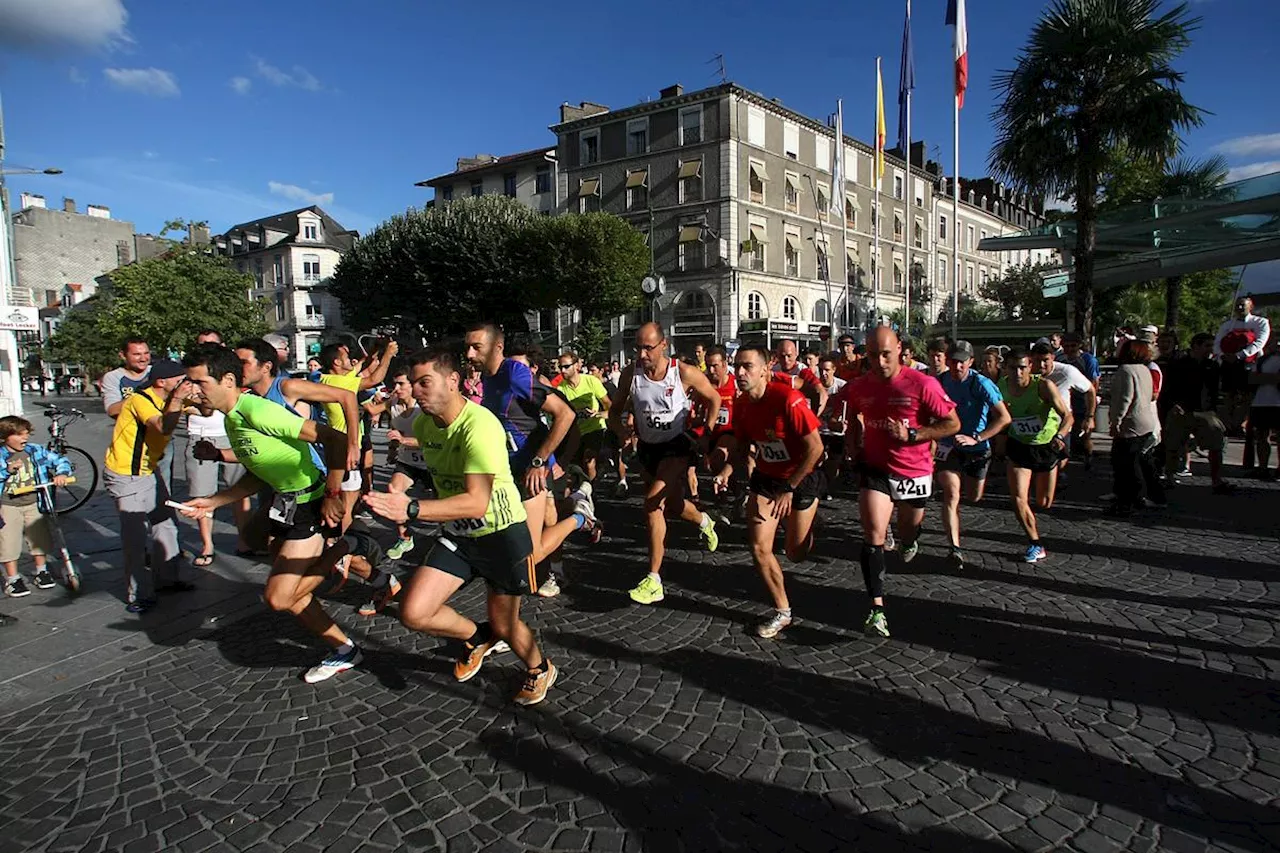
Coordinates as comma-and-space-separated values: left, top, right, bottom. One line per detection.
946, 0, 968, 109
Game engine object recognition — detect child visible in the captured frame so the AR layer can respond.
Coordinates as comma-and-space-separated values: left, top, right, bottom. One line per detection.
0, 416, 73, 596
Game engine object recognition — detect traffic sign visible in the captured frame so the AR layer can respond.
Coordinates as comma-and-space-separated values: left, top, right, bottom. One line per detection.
1042, 280, 1069, 298
1041, 269, 1070, 298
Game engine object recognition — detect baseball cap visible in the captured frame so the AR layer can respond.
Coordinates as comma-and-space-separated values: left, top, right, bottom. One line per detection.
837, 334, 856, 345
947, 340, 975, 361
263, 333, 289, 351
1135, 327, 1158, 344
144, 360, 185, 386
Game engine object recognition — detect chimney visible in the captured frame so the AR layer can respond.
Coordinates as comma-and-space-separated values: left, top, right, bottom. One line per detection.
86, 204, 111, 219
659, 84, 683, 99
63, 198, 76, 213
19, 193, 45, 210
190, 224, 211, 246
559, 101, 610, 123
456, 154, 498, 171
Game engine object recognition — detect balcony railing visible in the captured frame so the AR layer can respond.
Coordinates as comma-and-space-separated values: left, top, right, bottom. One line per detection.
296, 314, 326, 329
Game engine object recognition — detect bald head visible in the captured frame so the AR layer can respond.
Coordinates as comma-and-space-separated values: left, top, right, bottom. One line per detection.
867, 327, 902, 380
634, 322, 667, 371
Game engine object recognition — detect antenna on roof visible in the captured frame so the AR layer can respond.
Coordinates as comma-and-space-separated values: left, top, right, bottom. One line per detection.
707, 53, 727, 83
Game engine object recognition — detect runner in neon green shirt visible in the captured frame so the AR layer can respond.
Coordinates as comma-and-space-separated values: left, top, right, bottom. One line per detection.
554, 352, 611, 481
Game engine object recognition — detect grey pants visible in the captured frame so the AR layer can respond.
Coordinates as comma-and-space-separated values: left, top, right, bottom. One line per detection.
104, 470, 182, 603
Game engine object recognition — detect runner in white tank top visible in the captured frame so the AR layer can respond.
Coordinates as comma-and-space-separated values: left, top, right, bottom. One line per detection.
607, 323, 724, 606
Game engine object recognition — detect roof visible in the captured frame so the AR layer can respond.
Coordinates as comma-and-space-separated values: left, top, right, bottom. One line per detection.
216, 205, 357, 251
417, 147, 555, 188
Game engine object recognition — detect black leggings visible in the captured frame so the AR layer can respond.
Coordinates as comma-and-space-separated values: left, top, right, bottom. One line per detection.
1112, 433, 1164, 510
860, 543, 887, 601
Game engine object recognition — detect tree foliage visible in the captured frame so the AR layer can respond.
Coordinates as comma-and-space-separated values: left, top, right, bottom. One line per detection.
989, 0, 1204, 340
979, 260, 1069, 322
1095, 267, 1236, 338
48, 251, 268, 373
515, 213, 648, 321
570, 317, 611, 364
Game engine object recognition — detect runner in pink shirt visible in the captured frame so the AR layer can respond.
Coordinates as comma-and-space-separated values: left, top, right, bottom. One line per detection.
835, 327, 960, 637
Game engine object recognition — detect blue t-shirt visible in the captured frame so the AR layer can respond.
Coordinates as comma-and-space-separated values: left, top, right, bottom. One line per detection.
939, 370, 1003, 454
259, 373, 327, 474
480, 358, 554, 471
1061, 351, 1100, 383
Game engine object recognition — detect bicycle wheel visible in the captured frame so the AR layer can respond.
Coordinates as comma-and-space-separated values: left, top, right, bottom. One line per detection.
53, 445, 98, 514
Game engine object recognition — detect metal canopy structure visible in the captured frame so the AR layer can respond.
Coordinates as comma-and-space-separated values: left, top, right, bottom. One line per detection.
977, 171, 1280, 292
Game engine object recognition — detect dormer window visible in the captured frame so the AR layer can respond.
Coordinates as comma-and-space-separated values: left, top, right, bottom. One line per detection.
303, 223, 318, 241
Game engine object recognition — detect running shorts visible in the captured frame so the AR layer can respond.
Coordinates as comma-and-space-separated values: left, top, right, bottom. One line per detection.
937, 449, 993, 480
423, 523, 536, 596
1006, 439, 1062, 473
748, 469, 826, 511
637, 434, 696, 479
858, 462, 929, 509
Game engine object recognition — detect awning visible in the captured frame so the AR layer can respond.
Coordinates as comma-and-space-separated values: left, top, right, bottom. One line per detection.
785, 173, 801, 191
749, 224, 768, 244
785, 232, 800, 251
679, 225, 703, 243
846, 192, 862, 211
749, 161, 768, 182
679, 159, 702, 180
578, 178, 600, 197
625, 169, 648, 189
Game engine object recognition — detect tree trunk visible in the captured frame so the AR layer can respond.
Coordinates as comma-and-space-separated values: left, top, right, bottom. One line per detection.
1074, 149, 1099, 344
1164, 275, 1182, 331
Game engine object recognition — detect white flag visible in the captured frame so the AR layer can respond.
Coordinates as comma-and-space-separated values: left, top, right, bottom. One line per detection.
830, 102, 844, 218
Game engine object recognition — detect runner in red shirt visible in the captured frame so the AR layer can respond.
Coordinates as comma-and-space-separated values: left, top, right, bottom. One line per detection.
772, 338, 828, 415
835, 327, 959, 638
835, 334, 863, 383
699, 346, 739, 475
712, 345, 824, 639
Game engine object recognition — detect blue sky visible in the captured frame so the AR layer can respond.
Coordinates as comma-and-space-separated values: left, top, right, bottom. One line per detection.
2, 0, 1277, 238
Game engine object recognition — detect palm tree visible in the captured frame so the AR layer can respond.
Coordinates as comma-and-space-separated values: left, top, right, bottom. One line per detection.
1156, 154, 1230, 329
990, 0, 1203, 341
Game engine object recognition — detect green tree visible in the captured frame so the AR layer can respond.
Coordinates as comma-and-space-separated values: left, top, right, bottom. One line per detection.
1094, 267, 1235, 339
46, 298, 118, 379
990, 0, 1204, 341
979, 260, 1068, 322
570, 317, 611, 363
516, 213, 648, 321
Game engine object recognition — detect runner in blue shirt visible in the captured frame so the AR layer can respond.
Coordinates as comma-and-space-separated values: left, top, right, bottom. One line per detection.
936, 340, 1011, 570
1059, 332, 1101, 469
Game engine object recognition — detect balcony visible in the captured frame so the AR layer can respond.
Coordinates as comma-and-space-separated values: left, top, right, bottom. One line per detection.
296, 314, 326, 329
295, 274, 325, 289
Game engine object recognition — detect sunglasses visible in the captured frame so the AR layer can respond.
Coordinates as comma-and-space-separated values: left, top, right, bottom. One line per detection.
557, 363, 576, 370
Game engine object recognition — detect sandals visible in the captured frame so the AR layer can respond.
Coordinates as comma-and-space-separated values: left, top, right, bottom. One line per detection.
193, 553, 216, 568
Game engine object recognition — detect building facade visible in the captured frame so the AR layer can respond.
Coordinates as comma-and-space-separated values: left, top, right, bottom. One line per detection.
418, 148, 558, 215
10, 196, 135, 309
212, 206, 356, 369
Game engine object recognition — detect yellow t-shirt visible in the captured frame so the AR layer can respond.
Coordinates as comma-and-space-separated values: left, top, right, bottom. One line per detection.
558, 374, 609, 435
105, 388, 172, 476
318, 372, 363, 438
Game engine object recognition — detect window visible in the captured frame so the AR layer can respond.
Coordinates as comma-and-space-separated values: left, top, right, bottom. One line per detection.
847, 248, 860, 287
966, 264, 974, 293
813, 299, 829, 323
784, 232, 800, 277
815, 244, 829, 281
816, 183, 829, 220
746, 219, 767, 271
914, 217, 924, 249
980, 268, 989, 289
980, 229, 989, 255
116, 239, 131, 267
870, 202, 878, 231
626, 168, 649, 211
275, 293, 285, 322
627, 118, 649, 156
967, 225, 975, 252
442, 186, 453, 202
580, 130, 600, 165
253, 258, 264, 286
938, 256, 947, 290
784, 122, 799, 160
782, 295, 799, 320
679, 106, 702, 146
748, 160, 767, 204
678, 159, 702, 203
939, 214, 948, 242
304, 302, 322, 318
303, 223, 318, 240
535, 166, 551, 195
844, 145, 858, 184
503, 173, 517, 197
470, 181, 483, 198
784, 173, 800, 213
914, 177, 924, 207
893, 215, 904, 242
747, 107, 766, 147
578, 177, 601, 213
747, 291, 765, 319
302, 254, 321, 282
893, 263, 904, 293
845, 194, 859, 230
893, 172, 904, 200
815, 136, 830, 172
678, 223, 705, 272
273, 254, 284, 284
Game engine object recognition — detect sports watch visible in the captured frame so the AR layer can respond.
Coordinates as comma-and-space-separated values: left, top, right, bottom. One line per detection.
906, 426, 919, 444
406, 499, 420, 523
530, 456, 546, 469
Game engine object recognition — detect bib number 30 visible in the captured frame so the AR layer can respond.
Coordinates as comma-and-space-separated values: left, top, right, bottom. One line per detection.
889, 474, 932, 501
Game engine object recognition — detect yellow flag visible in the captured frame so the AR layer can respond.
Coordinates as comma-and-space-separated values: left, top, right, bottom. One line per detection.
875, 58, 886, 179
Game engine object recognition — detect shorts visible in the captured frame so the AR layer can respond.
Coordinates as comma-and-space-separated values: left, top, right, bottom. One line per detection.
393, 463, 434, 491
748, 469, 826, 511
514, 464, 562, 502
185, 435, 246, 499
424, 523, 536, 596
937, 448, 992, 480
269, 497, 337, 542
1006, 438, 1062, 473
340, 469, 363, 493
637, 434, 695, 479
578, 428, 606, 461
1249, 406, 1280, 436
857, 463, 929, 509
0, 502, 53, 564
820, 431, 846, 458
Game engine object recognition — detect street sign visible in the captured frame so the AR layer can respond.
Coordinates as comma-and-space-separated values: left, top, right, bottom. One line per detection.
1040, 269, 1070, 298
1042, 282, 1069, 298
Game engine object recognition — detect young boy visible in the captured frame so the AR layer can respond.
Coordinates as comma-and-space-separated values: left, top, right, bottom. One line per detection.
0, 416, 73, 596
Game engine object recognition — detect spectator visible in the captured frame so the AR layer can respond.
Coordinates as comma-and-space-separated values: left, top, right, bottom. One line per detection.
1107, 339, 1165, 516
101, 337, 153, 419
0, 416, 73, 596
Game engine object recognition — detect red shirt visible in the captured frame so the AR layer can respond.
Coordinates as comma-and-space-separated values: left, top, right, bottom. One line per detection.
733, 382, 820, 479
835, 368, 956, 479
710, 376, 736, 433
772, 364, 821, 391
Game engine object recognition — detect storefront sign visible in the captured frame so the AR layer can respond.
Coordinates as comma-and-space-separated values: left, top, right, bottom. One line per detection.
0, 308, 39, 332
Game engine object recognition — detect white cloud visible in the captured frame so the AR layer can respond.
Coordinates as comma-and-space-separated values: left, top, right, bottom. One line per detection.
104, 67, 180, 97
268, 181, 334, 206
142, 150, 158, 159
229, 76, 252, 95
0, 0, 129, 52
252, 57, 324, 92
1226, 161, 1280, 182
68, 66, 88, 85
1212, 133, 1280, 159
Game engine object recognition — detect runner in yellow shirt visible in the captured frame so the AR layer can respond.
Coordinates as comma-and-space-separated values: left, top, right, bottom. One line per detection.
316, 340, 396, 525
554, 352, 611, 482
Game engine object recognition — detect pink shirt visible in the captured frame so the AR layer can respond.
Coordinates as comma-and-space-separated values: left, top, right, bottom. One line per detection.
837, 368, 956, 478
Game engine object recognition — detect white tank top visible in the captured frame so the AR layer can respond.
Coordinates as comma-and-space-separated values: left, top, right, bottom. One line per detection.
632, 360, 690, 444
187, 410, 227, 438
390, 404, 428, 469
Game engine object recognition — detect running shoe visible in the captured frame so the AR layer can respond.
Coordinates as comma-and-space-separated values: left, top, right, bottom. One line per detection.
569, 481, 596, 527
33, 570, 56, 590
614, 479, 629, 498
884, 529, 897, 552
357, 575, 402, 617
900, 538, 919, 563
537, 575, 561, 598
125, 597, 155, 613
386, 537, 415, 560
1023, 544, 1048, 563
864, 609, 890, 638
304, 646, 363, 684
628, 575, 665, 605
1175, 466, 1193, 478
454, 637, 510, 682
700, 520, 719, 553
947, 548, 965, 571
756, 611, 792, 639
590, 523, 604, 545
4, 577, 30, 598
514, 661, 559, 706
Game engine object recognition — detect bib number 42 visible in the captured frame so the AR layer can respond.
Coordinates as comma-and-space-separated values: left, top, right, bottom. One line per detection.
889, 474, 932, 501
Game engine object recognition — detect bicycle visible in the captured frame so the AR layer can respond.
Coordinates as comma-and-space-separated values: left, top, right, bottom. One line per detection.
40, 407, 98, 514
8, 477, 81, 594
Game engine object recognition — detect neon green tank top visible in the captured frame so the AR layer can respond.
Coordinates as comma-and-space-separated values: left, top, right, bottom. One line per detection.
998, 375, 1060, 445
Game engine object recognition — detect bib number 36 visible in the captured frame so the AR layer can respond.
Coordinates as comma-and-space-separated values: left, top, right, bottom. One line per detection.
645, 413, 674, 431
889, 474, 932, 501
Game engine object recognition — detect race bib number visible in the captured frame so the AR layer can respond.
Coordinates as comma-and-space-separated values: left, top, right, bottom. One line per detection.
759, 440, 790, 463
716, 407, 730, 426
889, 474, 932, 501
448, 517, 487, 536
934, 443, 953, 462
1011, 416, 1043, 437
643, 412, 675, 432
268, 493, 298, 525
403, 448, 425, 467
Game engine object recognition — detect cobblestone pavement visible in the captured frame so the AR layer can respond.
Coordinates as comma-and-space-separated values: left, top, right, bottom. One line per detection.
0, 395, 1278, 852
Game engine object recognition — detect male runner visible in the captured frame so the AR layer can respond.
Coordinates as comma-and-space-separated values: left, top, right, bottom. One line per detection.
936, 341, 1011, 569
925, 338, 950, 378
1059, 332, 1101, 468
835, 334, 862, 383
817, 356, 850, 488
555, 352, 611, 482
364, 348, 561, 705
1031, 341, 1096, 477
384, 368, 436, 559
835, 327, 959, 637
178, 344, 361, 683
317, 341, 396, 523
999, 348, 1073, 563
609, 323, 721, 605
712, 346, 824, 638
773, 338, 827, 414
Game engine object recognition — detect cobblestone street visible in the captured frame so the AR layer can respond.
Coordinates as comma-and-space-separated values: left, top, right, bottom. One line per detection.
0, 396, 1277, 852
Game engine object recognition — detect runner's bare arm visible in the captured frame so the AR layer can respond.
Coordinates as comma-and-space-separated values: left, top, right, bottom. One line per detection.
180, 471, 265, 516
357, 341, 398, 390
789, 431, 825, 489
912, 409, 961, 443
681, 362, 721, 428
305, 421, 355, 526
366, 473, 493, 525
978, 402, 1012, 442
607, 366, 636, 438
1039, 379, 1074, 438
283, 378, 362, 469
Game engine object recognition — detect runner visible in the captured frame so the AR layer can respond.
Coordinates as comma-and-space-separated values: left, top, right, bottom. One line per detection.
712, 346, 824, 638
998, 348, 1073, 562
836, 328, 959, 637
697, 345, 744, 519
925, 337, 950, 378
608, 322, 721, 605
364, 347, 560, 705
835, 334, 862, 383
555, 352, 611, 482
1030, 341, 1096, 477
772, 338, 827, 415
935, 341, 1011, 569
816, 355, 849, 488
1058, 332, 1102, 469
384, 368, 436, 559
178, 344, 362, 683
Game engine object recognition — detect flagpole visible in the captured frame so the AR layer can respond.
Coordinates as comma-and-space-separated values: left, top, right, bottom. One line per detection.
837, 99, 849, 338
903, 0, 913, 341
952, 95, 960, 342
873, 57, 882, 327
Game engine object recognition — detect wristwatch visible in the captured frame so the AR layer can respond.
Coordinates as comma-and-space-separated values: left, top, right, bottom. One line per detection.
529, 456, 546, 469
406, 499, 420, 522
906, 426, 919, 444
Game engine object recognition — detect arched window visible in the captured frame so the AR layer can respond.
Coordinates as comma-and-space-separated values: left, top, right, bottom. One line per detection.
782, 295, 799, 321
812, 299, 829, 323
747, 291, 766, 320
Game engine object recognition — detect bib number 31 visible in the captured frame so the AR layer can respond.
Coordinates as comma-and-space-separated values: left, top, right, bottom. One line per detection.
889, 474, 932, 501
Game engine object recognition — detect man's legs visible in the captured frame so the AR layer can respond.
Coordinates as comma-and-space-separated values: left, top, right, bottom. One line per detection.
747, 495, 787, 610
106, 471, 156, 605
1007, 464, 1039, 541
937, 469, 963, 549
398, 564, 471, 640
487, 591, 541, 669
264, 534, 352, 648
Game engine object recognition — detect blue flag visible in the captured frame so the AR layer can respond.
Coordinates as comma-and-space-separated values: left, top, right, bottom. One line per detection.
897, 0, 914, 155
